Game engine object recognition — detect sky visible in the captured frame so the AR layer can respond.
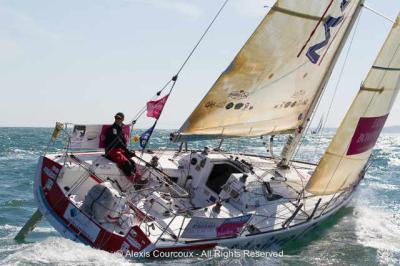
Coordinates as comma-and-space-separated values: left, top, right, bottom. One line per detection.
1, 0, 400, 129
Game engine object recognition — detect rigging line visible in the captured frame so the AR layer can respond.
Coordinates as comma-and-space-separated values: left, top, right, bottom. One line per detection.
321, 24, 400, 195
362, 4, 397, 24
176, 0, 230, 76
140, 0, 231, 145
290, 95, 320, 162
130, 79, 173, 124
291, 78, 330, 162
130, 0, 229, 126
314, 8, 363, 155
292, 7, 363, 164
140, 80, 178, 154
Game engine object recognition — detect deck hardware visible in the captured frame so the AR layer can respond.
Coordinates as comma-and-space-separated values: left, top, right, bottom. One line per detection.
307, 198, 322, 221
282, 203, 303, 228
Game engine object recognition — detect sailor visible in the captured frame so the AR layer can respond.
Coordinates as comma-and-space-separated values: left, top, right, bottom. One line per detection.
105, 112, 138, 182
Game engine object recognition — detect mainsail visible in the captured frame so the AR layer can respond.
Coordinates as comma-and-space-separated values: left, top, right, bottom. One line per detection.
306, 15, 400, 195
174, 0, 363, 142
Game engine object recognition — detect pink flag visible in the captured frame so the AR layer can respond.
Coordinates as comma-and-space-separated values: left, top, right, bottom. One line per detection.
146, 95, 169, 119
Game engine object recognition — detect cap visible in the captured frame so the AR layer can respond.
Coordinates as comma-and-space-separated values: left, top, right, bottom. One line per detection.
114, 112, 125, 119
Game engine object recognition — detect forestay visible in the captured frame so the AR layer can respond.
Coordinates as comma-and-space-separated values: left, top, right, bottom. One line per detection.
175, 0, 363, 141
306, 14, 400, 195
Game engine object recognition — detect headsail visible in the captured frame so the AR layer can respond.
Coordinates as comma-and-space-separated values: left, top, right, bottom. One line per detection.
174, 0, 363, 142
306, 15, 400, 195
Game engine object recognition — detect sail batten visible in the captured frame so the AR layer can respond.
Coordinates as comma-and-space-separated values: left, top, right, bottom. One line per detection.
306, 15, 400, 195
271, 6, 322, 21
372, 65, 400, 71
175, 0, 363, 142
360, 87, 385, 93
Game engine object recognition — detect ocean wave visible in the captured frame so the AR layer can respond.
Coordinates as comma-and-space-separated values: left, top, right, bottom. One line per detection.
0, 129, 399, 264
0, 224, 57, 244
0, 151, 39, 161
354, 193, 400, 264
366, 183, 400, 191
0, 224, 20, 234
0, 147, 64, 162
0, 224, 56, 235
389, 156, 400, 167
0, 199, 32, 207
1, 237, 136, 266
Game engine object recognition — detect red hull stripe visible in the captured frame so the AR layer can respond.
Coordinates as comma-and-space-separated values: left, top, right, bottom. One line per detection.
40, 157, 152, 253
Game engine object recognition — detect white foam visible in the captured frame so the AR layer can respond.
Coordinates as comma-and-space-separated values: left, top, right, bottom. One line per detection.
354, 193, 400, 264
0, 225, 19, 242
1, 237, 139, 266
0, 224, 55, 234
367, 183, 400, 191
389, 156, 400, 167
0, 224, 20, 232
33, 226, 57, 233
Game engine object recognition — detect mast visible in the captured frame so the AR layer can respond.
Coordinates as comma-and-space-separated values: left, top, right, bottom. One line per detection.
278, 0, 365, 168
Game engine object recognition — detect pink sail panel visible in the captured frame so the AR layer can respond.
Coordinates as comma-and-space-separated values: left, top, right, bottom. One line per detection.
147, 95, 169, 119
347, 114, 388, 155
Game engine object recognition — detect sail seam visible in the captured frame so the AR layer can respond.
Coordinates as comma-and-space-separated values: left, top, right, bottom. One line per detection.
325, 151, 368, 160
271, 6, 321, 21
177, 128, 296, 141
180, 128, 295, 137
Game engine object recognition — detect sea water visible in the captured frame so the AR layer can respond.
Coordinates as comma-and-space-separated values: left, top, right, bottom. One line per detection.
0, 128, 399, 265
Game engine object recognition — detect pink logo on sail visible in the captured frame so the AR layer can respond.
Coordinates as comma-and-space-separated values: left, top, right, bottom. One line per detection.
347, 114, 388, 155
146, 95, 169, 119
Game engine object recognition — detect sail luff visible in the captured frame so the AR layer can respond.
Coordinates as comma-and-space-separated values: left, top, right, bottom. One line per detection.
279, 0, 365, 167
306, 14, 400, 195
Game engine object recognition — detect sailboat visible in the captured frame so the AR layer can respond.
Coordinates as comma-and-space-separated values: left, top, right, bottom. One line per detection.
16, 0, 400, 256
312, 115, 324, 134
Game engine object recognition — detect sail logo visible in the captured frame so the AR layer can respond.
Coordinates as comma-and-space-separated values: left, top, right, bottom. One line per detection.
347, 114, 388, 155
228, 90, 249, 100
225, 102, 254, 111
306, 0, 350, 64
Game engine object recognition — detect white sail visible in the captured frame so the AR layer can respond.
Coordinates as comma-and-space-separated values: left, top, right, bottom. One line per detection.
175, 0, 363, 141
312, 115, 324, 134
306, 15, 400, 195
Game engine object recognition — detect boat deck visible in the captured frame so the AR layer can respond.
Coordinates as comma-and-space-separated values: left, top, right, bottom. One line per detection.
43, 149, 351, 247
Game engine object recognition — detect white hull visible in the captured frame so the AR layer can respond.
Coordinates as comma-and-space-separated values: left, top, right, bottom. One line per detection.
33, 149, 358, 254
